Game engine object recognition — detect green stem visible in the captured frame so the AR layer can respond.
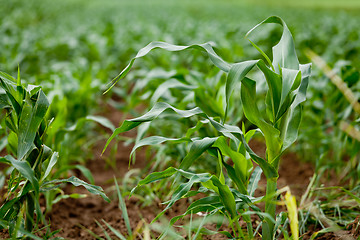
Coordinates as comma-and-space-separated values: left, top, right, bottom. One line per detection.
262, 178, 277, 240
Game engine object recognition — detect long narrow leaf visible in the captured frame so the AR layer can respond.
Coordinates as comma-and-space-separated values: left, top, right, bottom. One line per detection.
1, 155, 39, 195
18, 90, 49, 160
114, 177, 132, 235
103, 102, 204, 153
105, 41, 231, 93
248, 167, 262, 197
179, 137, 218, 171
246, 16, 299, 73
43, 176, 110, 202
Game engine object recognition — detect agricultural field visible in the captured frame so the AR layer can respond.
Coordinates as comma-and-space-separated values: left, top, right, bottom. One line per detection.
0, 0, 359, 239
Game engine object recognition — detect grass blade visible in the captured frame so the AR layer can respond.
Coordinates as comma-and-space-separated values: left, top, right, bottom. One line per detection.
95, 220, 112, 240
114, 177, 132, 236
102, 220, 127, 240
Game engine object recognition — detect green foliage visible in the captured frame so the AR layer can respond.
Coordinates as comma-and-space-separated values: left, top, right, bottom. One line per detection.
104, 16, 311, 239
0, 71, 109, 238
1, 0, 359, 238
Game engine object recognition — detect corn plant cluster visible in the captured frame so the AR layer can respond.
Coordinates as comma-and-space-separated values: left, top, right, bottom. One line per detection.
0, 72, 109, 238
104, 16, 311, 239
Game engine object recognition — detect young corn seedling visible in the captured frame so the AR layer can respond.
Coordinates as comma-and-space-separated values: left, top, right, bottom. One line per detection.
104, 16, 310, 239
0, 71, 110, 238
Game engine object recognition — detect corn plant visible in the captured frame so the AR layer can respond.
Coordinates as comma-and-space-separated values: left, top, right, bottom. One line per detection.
0, 71, 109, 238
104, 16, 310, 239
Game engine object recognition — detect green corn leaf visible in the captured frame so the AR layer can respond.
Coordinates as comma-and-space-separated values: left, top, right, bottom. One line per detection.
135, 121, 151, 144
213, 137, 249, 194
217, 150, 226, 184
65, 115, 115, 132
209, 176, 237, 219
221, 158, 247, 194
240, 77, 263, 125
0, 76, 22, 116
275, 68, 301, 123
176, 168, 212, 180
134, 167, 178, 189
5, 114, 18, 136
280, 68, 301, 112
154, 177, 200, 222
240, 77, 282, 161
179, 137, 218, 171
194, 88, 224, 118
26, 85, 42, 97
257, 61, 283, 121
18, 90, 49, 160
225, 60, 258, 120
240, 127, 257, 157
131, 167, 214, 223
153, 173, 212, 222
0, 93, 10, 109
247, 39, 274, 70
0, 71, 17, 84
41, 151, 59, 182
232, 190, 261, 207
0, 198, 19, 219
206, 119, 240, 146
130, 136, 191, 162
85, 115, 116, 132
214, 136, 250, 183
248, 167, 262, 197
74, 165, 95, 185
207, 118, 278, 179
44, 176, 110, 202
185, 120, 206, 138
0, 155, 39, 195
103, 102, 204, 153
131, 102, 203, 122
105, 41, 231, 93
246, 16, 299, 73
185, 196, 222, 215
150, 78, 196, 105
281, 63, 311, 150
16, 66, 21, 86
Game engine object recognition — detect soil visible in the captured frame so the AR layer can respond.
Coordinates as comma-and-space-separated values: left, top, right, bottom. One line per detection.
0, 107, 359, 240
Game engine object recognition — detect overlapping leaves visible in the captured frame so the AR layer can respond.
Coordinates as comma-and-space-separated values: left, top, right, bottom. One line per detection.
104, 16, 310, 239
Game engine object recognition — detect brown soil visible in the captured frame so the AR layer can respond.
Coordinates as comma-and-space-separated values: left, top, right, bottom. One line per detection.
0, 108, 358, 239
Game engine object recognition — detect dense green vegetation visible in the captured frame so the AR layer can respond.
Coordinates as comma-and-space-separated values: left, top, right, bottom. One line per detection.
0, 0, 359, 239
